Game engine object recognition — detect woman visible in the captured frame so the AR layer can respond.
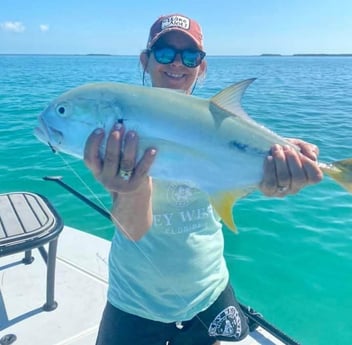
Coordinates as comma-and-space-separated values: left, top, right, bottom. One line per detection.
84, 14, 322, 345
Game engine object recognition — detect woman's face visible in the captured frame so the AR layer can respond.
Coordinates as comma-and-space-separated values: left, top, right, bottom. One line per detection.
141, 31, 206, 94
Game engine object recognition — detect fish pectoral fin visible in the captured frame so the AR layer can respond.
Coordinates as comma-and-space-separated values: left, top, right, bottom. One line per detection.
321, 158, 352, 193
210, 190, 250, 233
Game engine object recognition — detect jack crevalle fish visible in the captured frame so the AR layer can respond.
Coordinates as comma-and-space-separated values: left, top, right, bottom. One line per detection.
34, 79, 352, 232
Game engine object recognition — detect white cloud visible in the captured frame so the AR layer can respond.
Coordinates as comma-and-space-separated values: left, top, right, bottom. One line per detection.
39, 24, 49, 32
0, 21, 26, 33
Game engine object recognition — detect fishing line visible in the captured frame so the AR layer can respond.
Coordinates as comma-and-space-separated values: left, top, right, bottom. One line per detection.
56, 154, 112, 219
53, 152, 212, 332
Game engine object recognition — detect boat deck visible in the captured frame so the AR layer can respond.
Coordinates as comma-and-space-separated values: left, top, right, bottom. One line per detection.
0, 227, 285, 345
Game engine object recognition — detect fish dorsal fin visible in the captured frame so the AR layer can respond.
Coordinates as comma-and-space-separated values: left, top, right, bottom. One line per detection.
210, 78, 256, 119
209, 189, 251, 233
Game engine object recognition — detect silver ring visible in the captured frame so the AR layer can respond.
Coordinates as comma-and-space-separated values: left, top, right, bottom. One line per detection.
277, 185, 289, 193
118, 168, 133, 180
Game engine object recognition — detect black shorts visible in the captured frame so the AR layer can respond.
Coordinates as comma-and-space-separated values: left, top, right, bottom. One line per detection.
95, 283, 249, 345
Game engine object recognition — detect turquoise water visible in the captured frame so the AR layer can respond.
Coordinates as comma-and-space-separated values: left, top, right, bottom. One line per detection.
1, 55, 351, 344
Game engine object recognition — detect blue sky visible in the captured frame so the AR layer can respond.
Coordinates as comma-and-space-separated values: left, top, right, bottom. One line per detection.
1, 0, 351, 55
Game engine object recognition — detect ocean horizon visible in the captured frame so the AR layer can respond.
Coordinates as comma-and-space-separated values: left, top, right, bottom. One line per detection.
1, 52, 352, 57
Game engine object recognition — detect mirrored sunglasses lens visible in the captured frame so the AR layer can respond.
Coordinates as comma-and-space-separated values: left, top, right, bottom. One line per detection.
182, 51, 203, 67
154, 47, 176, 64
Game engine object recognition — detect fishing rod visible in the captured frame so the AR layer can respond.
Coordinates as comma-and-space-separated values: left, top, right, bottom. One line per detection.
43, 176, 111, 220
44, 175, 300, 345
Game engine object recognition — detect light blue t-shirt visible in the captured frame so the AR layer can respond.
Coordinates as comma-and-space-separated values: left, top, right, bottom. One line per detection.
107, 179, 229, 322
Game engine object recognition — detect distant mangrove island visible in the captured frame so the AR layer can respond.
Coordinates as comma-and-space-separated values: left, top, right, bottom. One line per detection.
260, 53, 352, 57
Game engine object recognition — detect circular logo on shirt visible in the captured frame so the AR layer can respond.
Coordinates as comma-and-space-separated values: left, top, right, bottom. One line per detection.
167, 182, 199, 208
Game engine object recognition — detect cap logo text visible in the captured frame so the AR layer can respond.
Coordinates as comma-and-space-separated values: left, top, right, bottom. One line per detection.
161, 15, 190, 31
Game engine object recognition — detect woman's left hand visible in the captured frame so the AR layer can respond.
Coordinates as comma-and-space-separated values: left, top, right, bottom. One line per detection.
259, 139, 323, 197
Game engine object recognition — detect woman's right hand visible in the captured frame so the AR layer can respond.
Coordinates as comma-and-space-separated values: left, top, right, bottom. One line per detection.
84, 123, 157, 240
83, 123, 157, 195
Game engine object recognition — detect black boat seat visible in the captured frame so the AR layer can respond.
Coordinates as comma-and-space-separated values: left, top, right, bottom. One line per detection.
0, 192, 64, 311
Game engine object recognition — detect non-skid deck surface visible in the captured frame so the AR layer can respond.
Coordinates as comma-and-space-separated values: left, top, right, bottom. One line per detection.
0, 227, 109, 345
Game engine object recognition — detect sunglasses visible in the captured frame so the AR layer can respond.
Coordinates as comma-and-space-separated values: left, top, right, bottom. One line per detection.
150, 46, 206, 68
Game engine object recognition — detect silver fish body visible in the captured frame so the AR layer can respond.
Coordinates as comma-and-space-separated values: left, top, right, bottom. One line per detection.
35, 79, 289, 193
35, 79, 352, 231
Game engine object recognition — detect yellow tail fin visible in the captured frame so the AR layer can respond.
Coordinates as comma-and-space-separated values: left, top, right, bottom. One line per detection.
320, 158, 352, 192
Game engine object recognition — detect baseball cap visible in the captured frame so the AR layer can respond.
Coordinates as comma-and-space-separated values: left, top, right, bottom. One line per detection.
147, 14, 204, 50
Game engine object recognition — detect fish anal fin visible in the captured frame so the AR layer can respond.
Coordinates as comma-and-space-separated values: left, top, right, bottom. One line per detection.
210, 190, 249, 233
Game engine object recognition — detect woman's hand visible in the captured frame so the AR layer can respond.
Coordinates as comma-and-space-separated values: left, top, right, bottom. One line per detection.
83, 123, 157, 195
260, 139, 323, 197
84, 123, 157, 240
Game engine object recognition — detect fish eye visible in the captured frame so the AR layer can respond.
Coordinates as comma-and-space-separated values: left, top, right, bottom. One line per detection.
57, 106, 65, 115
55, 102, 70, 117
